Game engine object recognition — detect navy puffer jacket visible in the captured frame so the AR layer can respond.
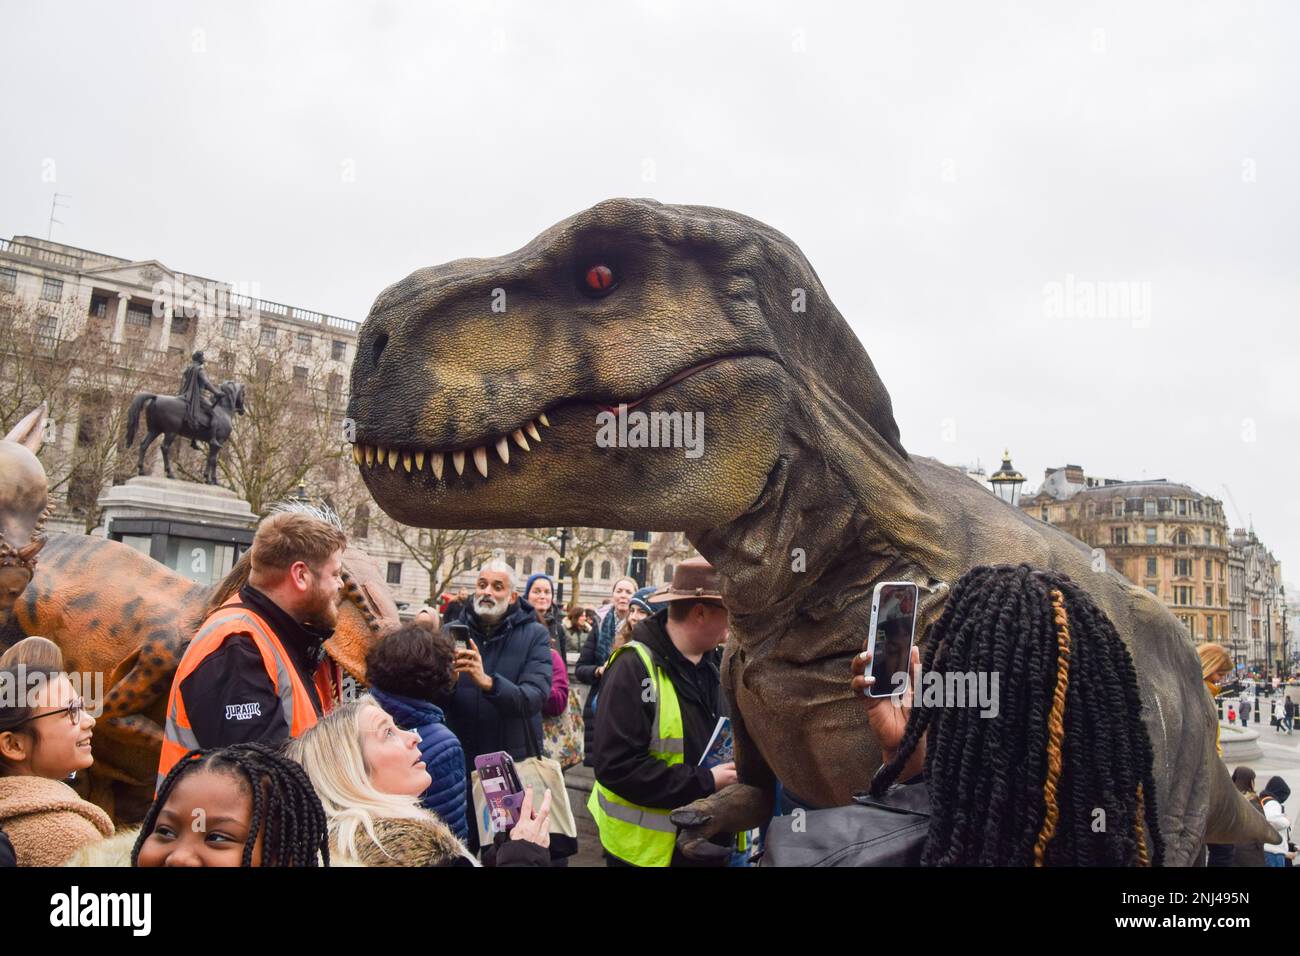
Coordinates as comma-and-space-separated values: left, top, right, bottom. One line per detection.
444, 598, 553, 769
369, 687, 469, 841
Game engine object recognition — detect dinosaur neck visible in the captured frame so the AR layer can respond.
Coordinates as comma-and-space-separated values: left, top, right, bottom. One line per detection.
688, 377, 948, 633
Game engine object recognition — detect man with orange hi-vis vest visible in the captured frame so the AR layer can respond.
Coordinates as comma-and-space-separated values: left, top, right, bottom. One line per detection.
158, 511, 348, 788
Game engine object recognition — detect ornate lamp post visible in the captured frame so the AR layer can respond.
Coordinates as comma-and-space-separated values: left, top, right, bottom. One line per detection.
629, 530, 650, 587
546, 528, 572, 607
988, 449, 1026, 507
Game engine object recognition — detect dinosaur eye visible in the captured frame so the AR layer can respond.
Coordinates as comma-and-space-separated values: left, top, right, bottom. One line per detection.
583, 263, 616, 295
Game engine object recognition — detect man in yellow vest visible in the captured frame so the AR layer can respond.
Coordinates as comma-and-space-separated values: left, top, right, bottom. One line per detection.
158, 510, 347, 786
588, 557, 739, 866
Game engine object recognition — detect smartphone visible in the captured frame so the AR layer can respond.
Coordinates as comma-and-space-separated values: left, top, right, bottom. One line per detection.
865, 582, 919, 698
446, 622, 471, 650
474, 751, 526, 833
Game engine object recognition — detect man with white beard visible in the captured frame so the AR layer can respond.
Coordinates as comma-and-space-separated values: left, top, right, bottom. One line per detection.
443, 560, 553, 855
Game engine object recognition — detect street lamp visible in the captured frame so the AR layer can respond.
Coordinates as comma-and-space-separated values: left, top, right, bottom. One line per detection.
545, 528, 572, 608
988, 449, 1026, 507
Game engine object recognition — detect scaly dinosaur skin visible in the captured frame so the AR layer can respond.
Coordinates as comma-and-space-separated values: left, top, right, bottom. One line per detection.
4, 533, 398, 821
345, 198, 1273, 864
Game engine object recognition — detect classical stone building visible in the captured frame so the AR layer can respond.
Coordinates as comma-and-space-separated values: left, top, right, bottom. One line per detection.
1231, 528, 1287, 676
1021, 475, 1231, 645
1, 233, 697, 612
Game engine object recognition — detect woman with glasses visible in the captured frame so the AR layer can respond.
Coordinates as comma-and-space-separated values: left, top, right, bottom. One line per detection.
0, 637, 113, 865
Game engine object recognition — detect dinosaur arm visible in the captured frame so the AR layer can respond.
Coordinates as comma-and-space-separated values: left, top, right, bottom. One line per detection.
592, 652, 715, 808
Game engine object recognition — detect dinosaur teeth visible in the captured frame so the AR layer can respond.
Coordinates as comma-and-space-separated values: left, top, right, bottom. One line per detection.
525, 421, 541, 442
473, 446, 489, 478
387, 448, 398, 470
452, 450, 465, 475
512, 429, 529, 451
402, 451, 412, 473
364, 445, 375, 467
414, 450, 425, 471
431, 452, 444, 480
352, 445, 362, 465
495, 437, 510, 464
538, 412, 550, 428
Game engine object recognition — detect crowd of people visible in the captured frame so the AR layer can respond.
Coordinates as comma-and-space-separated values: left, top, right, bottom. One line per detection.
0, 508, 1289, 868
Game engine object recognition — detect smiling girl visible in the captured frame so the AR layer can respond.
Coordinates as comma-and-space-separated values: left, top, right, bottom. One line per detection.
0, 637, 113, 865
133, 742, 329, 867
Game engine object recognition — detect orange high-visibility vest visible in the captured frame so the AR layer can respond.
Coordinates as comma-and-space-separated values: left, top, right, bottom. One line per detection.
158, 600, 340, 788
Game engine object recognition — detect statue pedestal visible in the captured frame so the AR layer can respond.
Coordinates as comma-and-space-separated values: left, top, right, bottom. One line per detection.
1219, 723, 1265, 763
97, 476, 258, 586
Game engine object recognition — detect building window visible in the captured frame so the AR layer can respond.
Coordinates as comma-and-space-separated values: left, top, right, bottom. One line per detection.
386, 562, 402, 586
584, 560, 594, 578
1177, 499, 1188, 515
327, 372, 342, 401
1205, 617, 1214, 640
126, 303, 152, 327
0, 267, 16, 292
600, 560, 611, 580
1146, 584, 1158, 595
1205, 559, 1213, 578
545, 557, 555, 577
1112, 500, 1123, 517
40, 277, 63, 302
1145, 527, 1156, 544
506, 554, 517, 571
1111, 527, 1128, 545
89, 293, 108, 318
1144, 499, 1156, 517
1203, 529, 1212, 545
1175, 558, 1191, 577
1175, 530, 1188, 546
260, 328, 277, 347
256, 358, 272, 379
332, 339, 347, 361
293, 366, 308, 385
296, 332, 312, 354
1146, 557, 1157, 577
223, 317, 239, 338
463, 552, 473, 572
1205, 586, 1214, 606
170, 315, 190, 336
522, 556, 533, 576
352, 504, 370, 539
36, 313, 58, 348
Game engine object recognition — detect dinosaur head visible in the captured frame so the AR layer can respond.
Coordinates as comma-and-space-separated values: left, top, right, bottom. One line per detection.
0, 406, 49, 625
327, 544, 401, 681
347, 198, 903, 533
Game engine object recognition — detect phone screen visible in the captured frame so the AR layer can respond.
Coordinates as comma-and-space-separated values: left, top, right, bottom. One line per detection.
447, 622, 470, 649
868, 582, 919, 698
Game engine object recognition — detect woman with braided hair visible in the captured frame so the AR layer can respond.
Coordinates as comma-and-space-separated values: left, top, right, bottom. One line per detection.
848, 564, 1164, 866
133, 742, 329, 867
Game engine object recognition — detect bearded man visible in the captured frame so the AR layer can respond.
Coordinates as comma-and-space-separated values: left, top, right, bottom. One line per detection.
157, 511, 348, 784
443, 559, 553, 852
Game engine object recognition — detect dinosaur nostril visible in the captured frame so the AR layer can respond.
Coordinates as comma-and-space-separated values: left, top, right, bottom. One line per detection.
371, 332, 388, 367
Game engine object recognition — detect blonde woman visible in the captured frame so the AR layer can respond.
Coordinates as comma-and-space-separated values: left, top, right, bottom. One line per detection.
286, 697, 551, 867
1198, 642, 1233, 757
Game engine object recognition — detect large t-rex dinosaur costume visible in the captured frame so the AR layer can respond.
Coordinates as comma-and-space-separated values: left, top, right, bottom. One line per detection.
0, 406, 51, 625
344, 198, 1272, 864
4, 531, 398, 820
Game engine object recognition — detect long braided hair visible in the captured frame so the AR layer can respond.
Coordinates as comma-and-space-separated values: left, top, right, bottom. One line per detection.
869, 564, 1164, 866
132, 742, 330, 867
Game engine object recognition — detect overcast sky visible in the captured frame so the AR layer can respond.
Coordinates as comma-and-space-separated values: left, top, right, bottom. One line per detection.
2, 1, 1296, 593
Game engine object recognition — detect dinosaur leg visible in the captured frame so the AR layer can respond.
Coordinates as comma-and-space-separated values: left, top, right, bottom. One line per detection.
671, 645, 776, 863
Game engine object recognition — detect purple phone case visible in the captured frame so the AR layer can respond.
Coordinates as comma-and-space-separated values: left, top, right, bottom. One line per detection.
475, 752, 527, 832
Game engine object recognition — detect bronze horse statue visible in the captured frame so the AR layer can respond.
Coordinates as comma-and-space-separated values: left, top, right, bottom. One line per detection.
126, 380, 246, 485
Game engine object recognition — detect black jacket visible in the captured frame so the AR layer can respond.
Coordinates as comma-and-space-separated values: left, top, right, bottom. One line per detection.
591, 611, 718, 814
443, 597, 553, 769
575, 626, 605, 763
178, 585, 333, 750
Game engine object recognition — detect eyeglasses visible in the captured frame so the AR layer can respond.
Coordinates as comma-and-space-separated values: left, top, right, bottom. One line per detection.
10, 697, 86, 729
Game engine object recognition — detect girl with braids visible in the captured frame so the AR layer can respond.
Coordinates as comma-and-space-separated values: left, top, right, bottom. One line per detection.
848, 564, 1164, 866
133, 742, 329, 867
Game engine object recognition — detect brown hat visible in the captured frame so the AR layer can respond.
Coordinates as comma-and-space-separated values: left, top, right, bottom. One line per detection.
648, 556, 725, 606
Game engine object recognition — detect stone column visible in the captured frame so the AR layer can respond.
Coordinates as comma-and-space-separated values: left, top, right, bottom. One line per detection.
158, 300, 173, 353
112, 291, 129, 344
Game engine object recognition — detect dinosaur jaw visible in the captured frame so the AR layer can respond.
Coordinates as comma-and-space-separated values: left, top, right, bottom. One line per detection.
354, 355, 789, 532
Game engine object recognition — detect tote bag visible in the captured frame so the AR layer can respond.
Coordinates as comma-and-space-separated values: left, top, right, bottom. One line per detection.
470, 718, 578, 844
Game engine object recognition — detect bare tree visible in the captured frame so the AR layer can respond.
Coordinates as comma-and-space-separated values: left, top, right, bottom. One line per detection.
518, 527, 629, 609
370, 515, 498, 606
